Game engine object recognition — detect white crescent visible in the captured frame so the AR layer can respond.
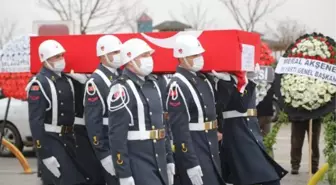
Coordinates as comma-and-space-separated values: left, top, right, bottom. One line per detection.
141, 30, 204, 49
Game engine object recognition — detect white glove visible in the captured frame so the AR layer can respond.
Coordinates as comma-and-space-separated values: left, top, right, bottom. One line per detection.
101, 155, 116, 176
211, 70, 231, 81
42, 156, 61, 178
167, 163, 175, 185
66, 70, 88, 84
187, 165, 203, 185
119, 177, 135, 185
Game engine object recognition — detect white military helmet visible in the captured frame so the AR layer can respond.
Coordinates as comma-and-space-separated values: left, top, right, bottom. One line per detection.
96, 35, 122, 57
120, 38, 154, 65
38, 40, 65, 62
173, 35, 205, 58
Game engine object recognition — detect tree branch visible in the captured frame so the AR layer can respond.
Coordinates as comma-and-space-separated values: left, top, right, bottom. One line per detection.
219, 0, 287, 32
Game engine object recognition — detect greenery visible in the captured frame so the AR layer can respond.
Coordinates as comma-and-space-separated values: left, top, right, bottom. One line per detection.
323, 112, 336, 185
264, 111, 289, 156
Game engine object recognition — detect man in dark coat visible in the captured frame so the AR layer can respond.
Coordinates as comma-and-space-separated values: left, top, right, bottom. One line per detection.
213, 71, 288, 185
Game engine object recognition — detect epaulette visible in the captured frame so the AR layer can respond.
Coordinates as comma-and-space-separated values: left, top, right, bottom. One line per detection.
197, 72, 207, 80
147, 74, 157, 81
150, 74, 158, 79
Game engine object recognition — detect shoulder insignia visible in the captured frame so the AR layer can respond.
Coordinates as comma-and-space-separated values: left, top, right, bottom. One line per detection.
30, 85, 40, 91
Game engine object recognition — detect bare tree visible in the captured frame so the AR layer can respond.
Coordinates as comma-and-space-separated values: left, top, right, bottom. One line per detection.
219, 0, 287, 32
0, 19, 18, 49
38, 0, 141, 34
265, 19, 309, 49
170, 1, 217, 30
120, 2, 148, 33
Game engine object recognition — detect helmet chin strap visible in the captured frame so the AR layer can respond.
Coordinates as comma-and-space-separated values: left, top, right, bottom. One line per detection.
104, 55, 114, 68
131, 60, 145, 77
183, 58, 193, 70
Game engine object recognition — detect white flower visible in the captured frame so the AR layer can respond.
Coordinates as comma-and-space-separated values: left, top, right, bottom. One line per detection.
327, 85, 336, 94
308, 50, 317, 56
316, 50, 324, 56
321, 54, 327, 59
324, 94, 332, 102
303, 52, 308, 56
292, 48, 297, 53
297, 84, 306, 91
322, 45, 328, 50
325, 51, 331, 58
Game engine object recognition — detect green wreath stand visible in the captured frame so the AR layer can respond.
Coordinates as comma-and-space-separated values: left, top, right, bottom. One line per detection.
263, 111, 288, 158
322, 113, 336, 185
263, 111, 336, 184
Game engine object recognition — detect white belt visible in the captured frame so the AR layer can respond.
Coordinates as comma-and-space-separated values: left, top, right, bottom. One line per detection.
44, 124, 73, 133
102, 118, 109, 126
44, 124, 62, 133
222, 109, 257, 119
188, 121, 218, 131
127, 129, 165, 141
74, 117, 85, 126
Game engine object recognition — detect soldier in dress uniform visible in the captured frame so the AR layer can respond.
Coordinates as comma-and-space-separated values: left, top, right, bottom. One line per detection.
213, 71, 288, 185
26, 40, 88, 185
166, 35, 224, 185
107, 38, 174, 185
84, 35, 123, 185
67, 72, 106, 185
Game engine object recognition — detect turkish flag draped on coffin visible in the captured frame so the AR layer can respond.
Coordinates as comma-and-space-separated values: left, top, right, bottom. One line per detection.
30, 30, 261, 74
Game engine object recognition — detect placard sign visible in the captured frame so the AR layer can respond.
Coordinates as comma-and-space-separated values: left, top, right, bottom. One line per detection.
275, 57, 336, 85
247, 66, 275, 82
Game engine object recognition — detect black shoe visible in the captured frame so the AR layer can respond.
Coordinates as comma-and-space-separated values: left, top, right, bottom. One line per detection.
291, 169, 299, 175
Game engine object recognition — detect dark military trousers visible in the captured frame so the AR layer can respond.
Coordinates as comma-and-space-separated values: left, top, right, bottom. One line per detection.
290, 119, 322, 171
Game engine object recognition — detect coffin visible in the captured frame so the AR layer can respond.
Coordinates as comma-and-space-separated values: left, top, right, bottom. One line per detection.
30, 30, 261, 73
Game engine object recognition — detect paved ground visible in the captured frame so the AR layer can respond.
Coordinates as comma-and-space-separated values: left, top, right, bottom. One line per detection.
0, 124, 330, 185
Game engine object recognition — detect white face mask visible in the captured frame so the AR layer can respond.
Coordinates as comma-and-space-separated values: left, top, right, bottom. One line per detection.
135, 57, 154, 76
190, 56, 204, 72
47, 59, 66, 72
106, 54, 122, 68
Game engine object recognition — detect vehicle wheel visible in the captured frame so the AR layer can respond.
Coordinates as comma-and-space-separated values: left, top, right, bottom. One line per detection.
271, 100, 280, 122
0, 122, 24, 157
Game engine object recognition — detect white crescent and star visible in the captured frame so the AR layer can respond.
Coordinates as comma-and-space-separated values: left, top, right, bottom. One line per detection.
140, 30, 203, 49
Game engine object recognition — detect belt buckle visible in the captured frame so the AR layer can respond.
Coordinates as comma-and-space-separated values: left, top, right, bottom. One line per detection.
149, 130, 157, 139
204, 122, 211, 130
247, 109, 257, 116
158, 129, 165, 139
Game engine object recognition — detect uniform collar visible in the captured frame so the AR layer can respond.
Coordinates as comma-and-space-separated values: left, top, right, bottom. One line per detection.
123, 68, 145, 87
98, 63, 118, 81
176, 66, 198, 80
40, 66, 64, 81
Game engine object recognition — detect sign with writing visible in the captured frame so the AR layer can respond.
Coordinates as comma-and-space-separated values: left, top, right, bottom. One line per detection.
275, 57, 336, 85
247, 66, 275, 82
241, 44, 255, 71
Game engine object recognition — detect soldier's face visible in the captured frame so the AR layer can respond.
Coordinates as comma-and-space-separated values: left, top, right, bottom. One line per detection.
46, 53, 65, 67
133, 51, 151, 67
103, 51, 120, 63
181, 54, 202, 70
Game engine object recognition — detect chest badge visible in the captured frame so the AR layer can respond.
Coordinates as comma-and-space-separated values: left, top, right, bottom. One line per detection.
109, 76, 113, 81
51, 76, 56, 81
